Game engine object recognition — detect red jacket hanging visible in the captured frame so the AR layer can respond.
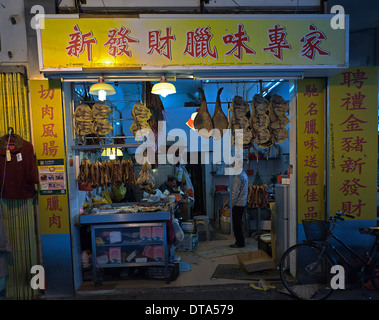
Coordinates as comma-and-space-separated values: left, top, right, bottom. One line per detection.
0, 134, 39, 199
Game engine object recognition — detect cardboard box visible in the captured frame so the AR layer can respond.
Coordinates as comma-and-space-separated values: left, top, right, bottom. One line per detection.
237, 250, 275, 273
152, 226, 164, 241
140, 227, 152, 241
109, 247, 121, 264
177, 232, 199, 251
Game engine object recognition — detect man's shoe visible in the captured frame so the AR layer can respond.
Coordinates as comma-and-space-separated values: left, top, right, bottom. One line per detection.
229, 244, 245, 248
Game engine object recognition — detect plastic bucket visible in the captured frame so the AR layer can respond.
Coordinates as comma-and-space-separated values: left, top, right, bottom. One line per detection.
220, 215, 231, 234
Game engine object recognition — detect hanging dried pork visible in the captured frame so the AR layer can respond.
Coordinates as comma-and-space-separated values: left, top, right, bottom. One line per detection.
74, 104, 93, 121
75, 121, 93, 135
121, 159, 136, 185
211, 87, 228, 140
248, 184, 268, 208
250, 94, 272, 148
92, 103, 112, 119
93, 119, 113, 135
193, 87, 213, 139
130, 103, 152, 138
228, 95, 252, 148
268, 95, 289, 129
78, 159, 91, 184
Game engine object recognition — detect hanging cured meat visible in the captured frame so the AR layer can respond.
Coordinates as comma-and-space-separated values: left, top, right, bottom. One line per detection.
268, 94, 290, 129
228, 95, 253, 148
248, 184, 268, 208
136, 161, 155, 192
93, 119, 113, 135
250, 94, 272, 148
78, 159, 136, 189
74, 104, 93, 121
249, 93, 290, 158
92, 103, 112, 119
211, 87, 228, 140
130, 102, 152, 139
193, 87, 213, 139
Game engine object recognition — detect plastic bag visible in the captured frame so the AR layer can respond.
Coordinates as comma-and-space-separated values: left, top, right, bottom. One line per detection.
172, 218, 184, 242
112, 183, 126, 202
182, 166, 194, 199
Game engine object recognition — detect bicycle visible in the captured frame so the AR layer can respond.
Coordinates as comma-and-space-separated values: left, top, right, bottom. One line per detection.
279, 211, 379, 300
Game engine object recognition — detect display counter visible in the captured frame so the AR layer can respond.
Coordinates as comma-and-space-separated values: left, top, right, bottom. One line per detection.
79, 202, 172, 285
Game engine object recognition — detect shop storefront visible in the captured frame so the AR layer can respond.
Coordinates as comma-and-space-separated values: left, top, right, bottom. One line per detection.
5, 12, 372, 298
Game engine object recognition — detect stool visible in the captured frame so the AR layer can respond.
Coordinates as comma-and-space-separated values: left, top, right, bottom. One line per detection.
194, 215, 211, 241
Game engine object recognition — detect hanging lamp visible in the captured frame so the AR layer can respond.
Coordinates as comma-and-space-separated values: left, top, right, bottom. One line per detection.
89, 76, 116, 101
151, 76, 176, 98
101, 147, 123, 160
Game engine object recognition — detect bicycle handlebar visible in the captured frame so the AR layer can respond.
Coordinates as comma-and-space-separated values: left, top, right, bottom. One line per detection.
332, 210, 355, 221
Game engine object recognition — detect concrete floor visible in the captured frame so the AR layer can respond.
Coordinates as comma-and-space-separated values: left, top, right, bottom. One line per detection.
77, 233, 260, 295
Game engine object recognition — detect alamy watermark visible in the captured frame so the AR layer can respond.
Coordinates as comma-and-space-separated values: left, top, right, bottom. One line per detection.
134, 121, 244, 176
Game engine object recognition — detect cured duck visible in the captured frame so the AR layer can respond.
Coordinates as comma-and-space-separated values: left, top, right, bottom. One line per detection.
211, 87, 228, 140
194, 88, 213, 139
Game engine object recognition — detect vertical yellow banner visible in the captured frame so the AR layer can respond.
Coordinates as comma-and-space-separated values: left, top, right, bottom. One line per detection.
329, 67, 378, 220
298, 79, 325, 223
30, 79, 69, 234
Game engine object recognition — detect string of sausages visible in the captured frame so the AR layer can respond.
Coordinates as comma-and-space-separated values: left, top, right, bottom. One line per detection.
248, 184, 268, 208
78, 159, 136, 189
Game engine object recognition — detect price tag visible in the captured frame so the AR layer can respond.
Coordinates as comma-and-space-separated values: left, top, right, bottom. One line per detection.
6, 150, 11, 162
17, 153, 22, 162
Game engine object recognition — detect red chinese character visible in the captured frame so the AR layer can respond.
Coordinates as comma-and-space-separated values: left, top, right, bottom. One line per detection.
304, 136, 319, 152
42, 104, 54, 120
66, 24, 97, 62
304, 119, 319, 134
304, 206, 318, 219
49, 214, 61, 229
183, 26, 218, 59
340, 157, 365, 174
303, 84, 319, 97
38, 85, 55, 100
263, 24, 291, 60
222, 24, 255, 60
341, 199, 366, 217
304, 102, 318, 116
304, 154, 318, 168
341, 136, 367, 152
340, 69, 368, 89
300, 24, 329, 60
304, 171, 318, 186
304, 188, 318, 202
46, 196, 62, 211
42, 141, 58, 157
340, 92, 366, 110
41, 124, 57, 138
339, 178, 366, 196
148, 27, 175, 60
104, 26, 139, 58
339, 114, 367, 132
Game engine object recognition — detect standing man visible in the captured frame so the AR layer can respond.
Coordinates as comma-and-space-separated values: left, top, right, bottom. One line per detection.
229, 168, 248, 248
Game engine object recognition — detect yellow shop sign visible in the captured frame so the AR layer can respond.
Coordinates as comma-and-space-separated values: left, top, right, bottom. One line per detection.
37, 15, 347, 70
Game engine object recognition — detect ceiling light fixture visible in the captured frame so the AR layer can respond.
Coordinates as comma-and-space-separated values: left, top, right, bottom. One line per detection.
89, 76, 116, 101
151, 76, 176, 98
101, 147, 123, 160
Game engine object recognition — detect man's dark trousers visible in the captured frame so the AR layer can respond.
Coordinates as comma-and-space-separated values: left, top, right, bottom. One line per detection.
232, 206, 245, 247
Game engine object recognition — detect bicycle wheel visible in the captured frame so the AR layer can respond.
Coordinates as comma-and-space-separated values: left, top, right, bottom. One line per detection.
368, 255, 379, 291
279, 243, 334, 300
